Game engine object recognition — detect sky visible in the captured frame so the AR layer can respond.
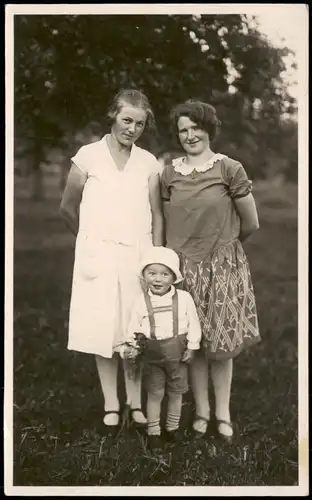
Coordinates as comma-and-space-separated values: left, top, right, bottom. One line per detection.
248, 6, 307, 100
255, 10, 302, 54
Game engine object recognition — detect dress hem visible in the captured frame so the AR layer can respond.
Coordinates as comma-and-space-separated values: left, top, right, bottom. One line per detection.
67, 345, 116, 359
202, 335, 261, 361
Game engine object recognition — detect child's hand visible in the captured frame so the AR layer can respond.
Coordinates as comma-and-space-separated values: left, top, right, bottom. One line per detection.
181, 348, 195, 364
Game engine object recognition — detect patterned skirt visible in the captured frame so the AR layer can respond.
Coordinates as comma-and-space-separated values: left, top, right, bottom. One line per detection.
179, 240, 261, 360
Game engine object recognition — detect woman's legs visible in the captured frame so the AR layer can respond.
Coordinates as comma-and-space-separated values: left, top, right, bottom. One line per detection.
211, 358, 233, 436
117, 244, 147, 424
190, 352, 210, 433
95, 353, 120, 425
123, 361, 147, 424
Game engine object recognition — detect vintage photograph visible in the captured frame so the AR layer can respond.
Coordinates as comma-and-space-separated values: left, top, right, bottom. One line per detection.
5, 3, 308, 495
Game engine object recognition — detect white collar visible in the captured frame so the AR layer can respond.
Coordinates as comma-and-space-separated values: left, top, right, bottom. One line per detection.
173, 153, 226, 176
148, 285, 175, 299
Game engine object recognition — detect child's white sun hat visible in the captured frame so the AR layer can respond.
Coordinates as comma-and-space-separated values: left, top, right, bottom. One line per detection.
139, 246, 183, 284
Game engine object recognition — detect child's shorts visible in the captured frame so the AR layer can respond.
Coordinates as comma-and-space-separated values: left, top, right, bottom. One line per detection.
143, 334, 188, 395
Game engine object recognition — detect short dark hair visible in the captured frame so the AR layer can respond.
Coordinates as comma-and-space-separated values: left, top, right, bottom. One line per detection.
170, 99, 221, 144
106, 89, 156, 133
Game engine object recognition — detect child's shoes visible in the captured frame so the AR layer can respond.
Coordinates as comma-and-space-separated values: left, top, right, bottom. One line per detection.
164, 428, 183, 444
147, 435, 163, 452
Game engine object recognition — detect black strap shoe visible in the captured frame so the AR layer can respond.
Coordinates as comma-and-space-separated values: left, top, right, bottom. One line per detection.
102, 410, 120, 437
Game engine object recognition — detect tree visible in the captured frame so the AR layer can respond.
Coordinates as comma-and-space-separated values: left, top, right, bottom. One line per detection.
14, 13, 298, 197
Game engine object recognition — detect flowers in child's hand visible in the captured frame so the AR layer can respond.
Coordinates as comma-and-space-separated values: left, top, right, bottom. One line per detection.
124, 336, 147, 379
124, 345, 139, 361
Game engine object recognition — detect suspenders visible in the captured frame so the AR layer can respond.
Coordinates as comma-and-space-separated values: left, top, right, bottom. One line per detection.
143, 289, 179, 340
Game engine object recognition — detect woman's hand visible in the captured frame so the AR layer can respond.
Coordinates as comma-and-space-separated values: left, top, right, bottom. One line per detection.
234, 193, 260, 241
60, 163, 87, 236
181, 348, 195, 364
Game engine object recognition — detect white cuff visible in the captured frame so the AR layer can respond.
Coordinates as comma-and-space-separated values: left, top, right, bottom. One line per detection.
187, 341, 200, 350
119, 345, 127, 359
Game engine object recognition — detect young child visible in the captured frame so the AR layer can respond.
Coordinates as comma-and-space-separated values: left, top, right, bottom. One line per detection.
120, 246, 202, 451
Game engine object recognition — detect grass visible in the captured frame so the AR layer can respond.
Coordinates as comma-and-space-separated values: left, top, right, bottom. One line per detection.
12, 179, 298, 486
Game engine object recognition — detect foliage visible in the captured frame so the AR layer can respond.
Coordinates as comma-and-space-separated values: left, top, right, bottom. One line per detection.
14, 14, 297, 182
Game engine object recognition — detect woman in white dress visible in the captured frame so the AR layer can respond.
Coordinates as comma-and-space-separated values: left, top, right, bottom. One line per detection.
60, 89, 164, 434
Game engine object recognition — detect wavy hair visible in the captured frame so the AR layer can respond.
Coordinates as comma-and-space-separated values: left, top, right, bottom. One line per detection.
170, 99, 221, 145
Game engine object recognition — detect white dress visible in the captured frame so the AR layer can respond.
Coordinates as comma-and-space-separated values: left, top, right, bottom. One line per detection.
67, 135, 161, 358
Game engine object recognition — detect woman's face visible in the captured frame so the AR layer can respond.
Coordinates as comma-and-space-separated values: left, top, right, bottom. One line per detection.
177, 116, 210, 156
111, 104, 147, 147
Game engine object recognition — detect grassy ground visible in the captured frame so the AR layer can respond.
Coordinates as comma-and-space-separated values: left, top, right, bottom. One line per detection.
12, 179, 298, 486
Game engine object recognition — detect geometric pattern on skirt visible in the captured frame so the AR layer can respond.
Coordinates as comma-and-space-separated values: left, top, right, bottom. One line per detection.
179, 239, 261, 360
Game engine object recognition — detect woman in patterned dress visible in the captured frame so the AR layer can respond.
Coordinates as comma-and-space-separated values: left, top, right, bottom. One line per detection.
60, 89, 164, 435
161, 100, 261, 442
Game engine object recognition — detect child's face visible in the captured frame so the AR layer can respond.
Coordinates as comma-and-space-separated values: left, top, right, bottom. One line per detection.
143, 263, 175, 296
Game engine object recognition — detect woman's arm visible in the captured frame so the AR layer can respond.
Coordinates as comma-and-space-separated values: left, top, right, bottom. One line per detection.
162, 201, 169, 246
234, 193, 260, 242
148, 173, 165, 246
60, 163, 87, 236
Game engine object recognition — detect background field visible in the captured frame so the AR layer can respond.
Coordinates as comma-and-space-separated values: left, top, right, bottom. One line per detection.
12, 175, 299, 487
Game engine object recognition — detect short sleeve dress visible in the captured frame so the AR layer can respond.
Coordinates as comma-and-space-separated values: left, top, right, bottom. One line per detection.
67, 135, 162, 359
161, 153, 261, 360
